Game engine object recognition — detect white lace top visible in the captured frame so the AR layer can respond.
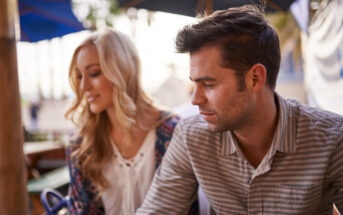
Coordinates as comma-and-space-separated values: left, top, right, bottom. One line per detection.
101, 129, 156, 215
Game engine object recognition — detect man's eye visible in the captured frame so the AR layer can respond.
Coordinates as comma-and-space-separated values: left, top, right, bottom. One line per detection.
76, 74, 82, 80
202, 82, 214, 87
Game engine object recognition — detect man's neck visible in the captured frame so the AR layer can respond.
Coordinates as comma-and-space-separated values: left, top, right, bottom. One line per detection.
233, 93, 279, 168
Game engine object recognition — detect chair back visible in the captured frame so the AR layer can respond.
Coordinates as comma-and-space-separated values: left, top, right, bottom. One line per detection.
40, 188, 70, 215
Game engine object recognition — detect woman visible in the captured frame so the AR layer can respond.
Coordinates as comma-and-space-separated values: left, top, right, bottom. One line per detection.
65, 29, 180, 214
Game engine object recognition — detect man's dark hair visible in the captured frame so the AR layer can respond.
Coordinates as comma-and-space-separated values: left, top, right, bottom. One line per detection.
175, 5, 280, 91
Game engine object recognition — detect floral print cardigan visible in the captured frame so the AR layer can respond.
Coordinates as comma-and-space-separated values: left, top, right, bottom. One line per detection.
65, 113, 189, 214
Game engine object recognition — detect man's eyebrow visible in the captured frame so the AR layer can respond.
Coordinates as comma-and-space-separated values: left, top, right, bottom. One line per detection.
189, 76, 216, 82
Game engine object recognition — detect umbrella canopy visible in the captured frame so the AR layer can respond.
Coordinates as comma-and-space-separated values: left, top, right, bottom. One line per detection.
119, 0, 296, 16
19, 0, 85, 42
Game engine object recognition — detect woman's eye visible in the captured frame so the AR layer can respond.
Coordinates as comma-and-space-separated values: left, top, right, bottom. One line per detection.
76, 74, 82, 80
90, 71, 101, 77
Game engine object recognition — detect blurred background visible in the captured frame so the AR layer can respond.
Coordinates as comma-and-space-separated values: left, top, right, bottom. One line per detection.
8, 0, 343, 213
18, 0, 343, 139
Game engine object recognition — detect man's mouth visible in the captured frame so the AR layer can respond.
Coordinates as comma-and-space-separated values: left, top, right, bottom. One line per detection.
200, 111, 216, 121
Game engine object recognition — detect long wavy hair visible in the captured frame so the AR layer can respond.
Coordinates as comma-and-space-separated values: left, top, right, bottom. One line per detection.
65, 29, 158, 189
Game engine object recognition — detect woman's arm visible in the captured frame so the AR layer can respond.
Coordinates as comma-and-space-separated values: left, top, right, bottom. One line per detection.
65, 140, 104, 215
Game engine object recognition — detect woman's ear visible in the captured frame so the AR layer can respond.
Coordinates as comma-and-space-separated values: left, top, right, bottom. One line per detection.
246, 63, 267, 92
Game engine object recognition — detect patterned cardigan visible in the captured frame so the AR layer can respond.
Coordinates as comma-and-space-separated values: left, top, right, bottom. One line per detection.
65, 112, 190, 215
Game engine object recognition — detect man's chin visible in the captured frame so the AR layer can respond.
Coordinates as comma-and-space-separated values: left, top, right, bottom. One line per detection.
207, 123, 226, 133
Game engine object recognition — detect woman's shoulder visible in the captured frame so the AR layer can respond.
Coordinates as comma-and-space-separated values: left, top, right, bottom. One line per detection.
158, 111, 180, 129
66, 136, 82, 155
155, 111, 180, 137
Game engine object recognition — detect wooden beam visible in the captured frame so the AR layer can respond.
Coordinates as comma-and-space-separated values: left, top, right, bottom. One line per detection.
205, 0, 213, 15
0, 0, 28, 214
196, 0, 205, 15
122, 0, 146, 8
196, 0, 213, 16
265, 0, 284, 11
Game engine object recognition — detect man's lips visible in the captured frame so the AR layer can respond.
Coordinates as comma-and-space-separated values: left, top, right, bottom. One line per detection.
200, 111, 214, 115
200, 111, 216, 121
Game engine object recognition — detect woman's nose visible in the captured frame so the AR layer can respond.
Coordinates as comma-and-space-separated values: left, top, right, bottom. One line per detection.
80, 76, 90, 91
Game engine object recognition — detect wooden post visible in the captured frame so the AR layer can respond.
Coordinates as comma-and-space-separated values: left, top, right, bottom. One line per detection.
205, 0, 213, 15
0, 0, 28, 214
196, 0, 213, 16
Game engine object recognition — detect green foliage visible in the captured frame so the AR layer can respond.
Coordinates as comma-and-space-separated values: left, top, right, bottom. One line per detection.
72, 0, 121, 30
108, 0, 120, 14
267, 12, 302, 66
24, 130, 48, 142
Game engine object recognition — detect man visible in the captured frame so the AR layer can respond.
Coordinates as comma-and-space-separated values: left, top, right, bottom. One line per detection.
137, 5, 343, 215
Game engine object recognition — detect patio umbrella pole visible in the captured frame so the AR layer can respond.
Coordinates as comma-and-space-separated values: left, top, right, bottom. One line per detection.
205, 0, 213, 15
0, 0, 28, 214
196, 0, 213, 15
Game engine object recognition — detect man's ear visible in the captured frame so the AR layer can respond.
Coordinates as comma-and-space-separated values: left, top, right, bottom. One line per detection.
246, 63, 267, 92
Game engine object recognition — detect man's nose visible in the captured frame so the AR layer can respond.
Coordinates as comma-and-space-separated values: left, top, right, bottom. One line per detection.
191, 86, 206, 106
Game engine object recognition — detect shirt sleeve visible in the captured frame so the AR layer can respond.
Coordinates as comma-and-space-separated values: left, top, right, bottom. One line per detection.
136, 122, 198, 215
330, 133, 343, 213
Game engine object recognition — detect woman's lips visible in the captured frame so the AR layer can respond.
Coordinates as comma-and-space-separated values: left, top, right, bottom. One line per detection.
87, 95, 99, 102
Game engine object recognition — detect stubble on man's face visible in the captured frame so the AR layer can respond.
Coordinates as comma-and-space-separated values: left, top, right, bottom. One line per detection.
205, 90, 254, 133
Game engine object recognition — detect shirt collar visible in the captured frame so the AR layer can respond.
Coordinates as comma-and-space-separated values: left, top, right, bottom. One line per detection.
273, 93, 297, 153
221, 93, 297, 157
221, 131, 236, 156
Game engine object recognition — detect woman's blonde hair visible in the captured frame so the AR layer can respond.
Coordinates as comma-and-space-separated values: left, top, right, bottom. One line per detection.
65, 29, 158, 189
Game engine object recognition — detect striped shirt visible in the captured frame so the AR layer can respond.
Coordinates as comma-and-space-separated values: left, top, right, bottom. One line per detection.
137, 95, 343, 215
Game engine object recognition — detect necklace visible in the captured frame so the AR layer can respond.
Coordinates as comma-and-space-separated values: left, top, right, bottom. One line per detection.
114, 150, 144, 168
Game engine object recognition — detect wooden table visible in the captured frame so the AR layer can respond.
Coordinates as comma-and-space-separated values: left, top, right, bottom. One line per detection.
27, 165, 70, 194
24, 141, 67, 215
24, 141, 64, 156
24, 141, 65, 179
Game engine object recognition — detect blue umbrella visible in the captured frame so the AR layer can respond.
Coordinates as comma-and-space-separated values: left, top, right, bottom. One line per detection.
19, 0, 85, 42
119, 0, 296, 17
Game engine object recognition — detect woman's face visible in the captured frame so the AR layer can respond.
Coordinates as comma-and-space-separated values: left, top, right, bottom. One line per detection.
75, 45, 114, 114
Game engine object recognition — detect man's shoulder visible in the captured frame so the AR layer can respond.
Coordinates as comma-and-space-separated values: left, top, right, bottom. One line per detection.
286, 98, 343, 133
179, 114, 216, 135
181, 114, 208, 127
175, 115, 222, 154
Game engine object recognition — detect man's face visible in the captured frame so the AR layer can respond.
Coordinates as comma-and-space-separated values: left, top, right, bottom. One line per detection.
190, 46, 255, 132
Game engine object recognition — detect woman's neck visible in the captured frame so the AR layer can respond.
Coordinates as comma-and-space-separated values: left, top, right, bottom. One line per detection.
109, 109, 160, 159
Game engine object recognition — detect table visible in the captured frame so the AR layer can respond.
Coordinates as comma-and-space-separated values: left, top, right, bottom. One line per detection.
24, 141, 65, 179
27, 165, 70, 194
24, 141, 64, 156
24, 141, 67, 214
